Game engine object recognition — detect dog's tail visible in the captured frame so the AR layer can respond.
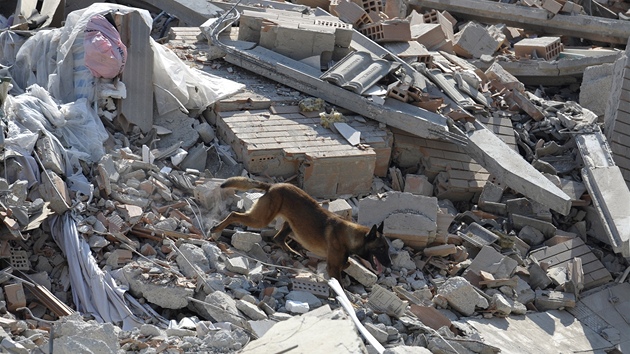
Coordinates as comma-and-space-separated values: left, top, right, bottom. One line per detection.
220, 176, 271, 191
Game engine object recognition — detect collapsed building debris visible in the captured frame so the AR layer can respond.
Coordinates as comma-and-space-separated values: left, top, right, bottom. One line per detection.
0, 0, 628, 353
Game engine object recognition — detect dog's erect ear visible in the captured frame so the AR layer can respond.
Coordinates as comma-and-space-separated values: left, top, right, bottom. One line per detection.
367, 224, 378, 240
377, 221, 384, 234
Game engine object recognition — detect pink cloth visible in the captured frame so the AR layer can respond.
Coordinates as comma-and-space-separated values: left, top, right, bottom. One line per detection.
83, 14, 127, 78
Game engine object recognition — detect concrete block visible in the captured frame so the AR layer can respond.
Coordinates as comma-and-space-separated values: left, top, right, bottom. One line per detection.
465, 125, 571, 215
577, 131, 630, 257
368, 284, 407, 318
39, 170, 71, 214
360, 20, 412, 43
4, 283, 26, 312
514, 36, 563, 60
478, 182, 504, 209
358, 192, 438, 249
260, 24, 335, 62
334, 0, 371, 28
453, 22, 501, 59
300, 154, 375, 199
411, 23, 446, 50
344, 257, 378, 286
423, 244, 457, 257
436, 276, 489, 316
384, 0, 407, 19
322, 199, 353, 220
36, 134, 65, 176
534, 290, 575, 310
286, 300, 310, 313
391, 249, 417, 270
490, 293, 512, 316
286, 290, 323, 308
542, 0, 563, 14
203, 291, 246, 326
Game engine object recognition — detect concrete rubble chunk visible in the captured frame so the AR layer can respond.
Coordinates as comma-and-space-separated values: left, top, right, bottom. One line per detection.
436, 276, 489, 316
176, 243, 210, 278
240, 308, 366, 353
285, 300, 310, 314
122, 262, 193, 309
52, 314, 120, 353
225, 256, 250, 275
231, 231, 262, 252
365, 322, 389, 343
453, 22, 501, 59
236, 299, 268, 320
358, 191, 438, 249
203, 291, 246, 326
534, 289, 576, 310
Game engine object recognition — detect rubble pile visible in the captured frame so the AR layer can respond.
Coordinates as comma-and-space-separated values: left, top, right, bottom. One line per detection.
0, 0, 628, 353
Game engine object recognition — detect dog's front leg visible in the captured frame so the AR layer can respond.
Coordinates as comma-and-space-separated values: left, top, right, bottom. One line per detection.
210, 212, 238, 234
273, 222, 301, 257
326, 251, 348, 282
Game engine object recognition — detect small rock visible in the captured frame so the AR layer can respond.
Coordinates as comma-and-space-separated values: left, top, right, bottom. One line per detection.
365, 322, 389, 344
285, 300, 309, 314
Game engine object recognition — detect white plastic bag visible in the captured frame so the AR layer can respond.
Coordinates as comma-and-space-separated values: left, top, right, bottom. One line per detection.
84, 14, 127, 78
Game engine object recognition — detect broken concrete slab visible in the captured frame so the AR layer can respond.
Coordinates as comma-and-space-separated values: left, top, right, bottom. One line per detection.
462, 122, 572, 215
461, 310, 613, 353
568, 283, 630, 352
575, 130, 630, 257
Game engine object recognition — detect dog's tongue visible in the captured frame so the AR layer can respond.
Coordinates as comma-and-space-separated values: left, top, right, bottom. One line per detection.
373, 256, 383, 274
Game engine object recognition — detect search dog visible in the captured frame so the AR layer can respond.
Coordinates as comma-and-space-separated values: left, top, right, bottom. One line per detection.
210, 177, 391, 282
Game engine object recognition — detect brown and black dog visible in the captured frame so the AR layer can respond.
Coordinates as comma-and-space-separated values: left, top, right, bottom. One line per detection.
210, 177, 391, 282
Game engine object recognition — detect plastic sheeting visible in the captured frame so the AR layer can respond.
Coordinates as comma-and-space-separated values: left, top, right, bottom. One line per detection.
49, 213, 148, 331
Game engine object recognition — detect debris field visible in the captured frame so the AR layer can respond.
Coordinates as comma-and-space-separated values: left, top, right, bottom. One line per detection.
0, 0, 629, 353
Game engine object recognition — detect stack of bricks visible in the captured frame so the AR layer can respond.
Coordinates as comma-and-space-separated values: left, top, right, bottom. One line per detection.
215, 107, 393, 199
514, 36, 564, 61
392, 129, 491, 201
237, 10, 354, 63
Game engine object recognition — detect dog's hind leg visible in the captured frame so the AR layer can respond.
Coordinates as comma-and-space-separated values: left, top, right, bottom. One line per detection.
210, 195, 279, 234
